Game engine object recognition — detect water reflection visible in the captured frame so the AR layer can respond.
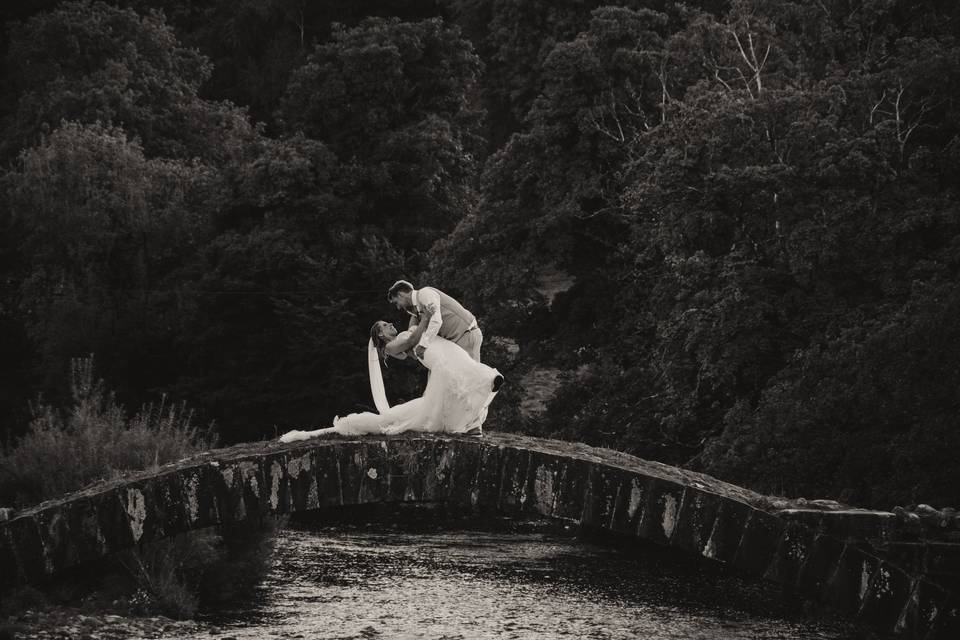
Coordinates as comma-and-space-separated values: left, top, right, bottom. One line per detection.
188, 512, 866, 639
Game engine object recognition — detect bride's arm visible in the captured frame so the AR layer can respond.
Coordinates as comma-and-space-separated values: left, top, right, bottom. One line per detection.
384, 320, 429, 356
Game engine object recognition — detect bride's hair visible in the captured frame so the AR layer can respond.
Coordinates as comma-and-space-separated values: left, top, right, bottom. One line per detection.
370, 321, 389, 365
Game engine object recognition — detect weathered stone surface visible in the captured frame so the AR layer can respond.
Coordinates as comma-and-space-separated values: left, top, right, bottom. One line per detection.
472, 441, 502, 511
551, 458, 591, 523
336, 441, 367, 506
384, 438, 434, 503
35, 504, 71, 573
670, 488, 721, 555
732, 509, 785, 577
426, 438, 457, 502
519, 451, 565, 518
285, 449, 319, 513
580, 465, 633, 531
765, 522, 815, 587
0, 431, 955, 640
796, 533, 846, 598
859, 561, 913, 631
610, 473, 648, 537
260, 451, 293, 515
446, 439, 483, 509
92, 490, 135, 555
701, 499, 752, 564
312, 444, 346, 508
927, 597, 960, 640
823, 544, 880, 615
357, 441, 391, 504
894, 579, 948, 639
496, 445, 530, 514
3, 515, 45, 584
780, 508, 900, 540
637, 478, 685, 546
0, 525, 17, 587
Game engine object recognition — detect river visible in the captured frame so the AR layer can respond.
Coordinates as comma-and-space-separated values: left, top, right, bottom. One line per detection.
179, 509, 868, 640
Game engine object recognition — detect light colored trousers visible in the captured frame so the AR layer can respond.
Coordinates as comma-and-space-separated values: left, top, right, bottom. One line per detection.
453, 327, 483, 362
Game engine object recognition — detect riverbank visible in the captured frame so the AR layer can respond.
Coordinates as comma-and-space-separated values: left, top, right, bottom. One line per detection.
0, 608, 206, 640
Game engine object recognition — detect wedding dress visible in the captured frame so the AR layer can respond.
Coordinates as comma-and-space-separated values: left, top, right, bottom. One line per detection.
279, 331, 500, 442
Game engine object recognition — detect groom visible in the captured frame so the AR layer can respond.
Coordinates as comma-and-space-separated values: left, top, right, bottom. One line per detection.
387, 280, 483, 362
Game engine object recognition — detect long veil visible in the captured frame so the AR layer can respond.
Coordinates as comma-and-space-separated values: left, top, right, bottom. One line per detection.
367, 338, 390, 413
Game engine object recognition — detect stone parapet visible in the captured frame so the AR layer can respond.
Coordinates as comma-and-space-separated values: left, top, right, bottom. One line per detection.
0, 432, 955, 639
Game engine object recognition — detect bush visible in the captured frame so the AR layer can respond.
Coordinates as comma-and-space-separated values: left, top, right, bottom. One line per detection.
0, 356, 213, 508
0, 356, 274, 619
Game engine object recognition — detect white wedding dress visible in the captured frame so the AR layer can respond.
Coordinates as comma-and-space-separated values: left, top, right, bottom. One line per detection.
279, 332, 501, 442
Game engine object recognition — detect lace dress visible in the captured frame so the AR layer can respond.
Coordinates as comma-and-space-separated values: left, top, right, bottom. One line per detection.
279, 332, 499, 442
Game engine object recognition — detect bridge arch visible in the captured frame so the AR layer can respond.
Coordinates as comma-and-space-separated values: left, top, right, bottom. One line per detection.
0, 433, 955, 638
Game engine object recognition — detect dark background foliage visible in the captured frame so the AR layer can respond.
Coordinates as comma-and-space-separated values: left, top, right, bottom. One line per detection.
1, 0, 959, 510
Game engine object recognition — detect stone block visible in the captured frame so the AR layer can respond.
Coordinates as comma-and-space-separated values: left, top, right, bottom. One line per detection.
35, 504, 71, 574
423, 438, 457, 502
497, 445, 531, 514
822, 544, 880, 615
285, 449, 320, 513
312, 445, 346, 508
926, 597, 960, 640
894, 579, 948, 640
764, 522, 815, 587
357, 440, 391, 504
261, 452, 293, 516
551, 458, 592, 523
701, 499, 752, 564
0, 525, 18, 587
670, 488, 721, 555
610, 472, 650, 537
637, 478, 686, 546
2, 515, 45, 584
384, 438, 431, 503
62, 496, 107, 567
92, 489, 135, 554
925, 542, 960, 577
148, 472, 190, 536
579, 465, 633, 531
732, 509, 786, 578
117, 481, 159, 548
446, 438, 483, 510
215, 459, 252, 522
235, 456, 270, 516
520, 450, 567, 518
473, 441, 503, 511
336, 441, 367, 506
796, 534, 846, 598
859, 561, 913, 633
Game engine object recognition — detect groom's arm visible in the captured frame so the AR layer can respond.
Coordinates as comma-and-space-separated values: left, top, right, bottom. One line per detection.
416, 288, 443, 350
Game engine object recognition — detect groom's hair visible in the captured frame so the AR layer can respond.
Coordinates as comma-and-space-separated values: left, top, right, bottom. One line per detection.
387, 279, 414, 301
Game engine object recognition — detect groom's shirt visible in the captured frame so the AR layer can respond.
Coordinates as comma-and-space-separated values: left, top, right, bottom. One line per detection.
411, 287, 444, 349
410, 287, 477, 350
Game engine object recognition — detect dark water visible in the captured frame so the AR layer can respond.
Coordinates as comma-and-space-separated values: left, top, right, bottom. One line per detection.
187, 516, 864, 640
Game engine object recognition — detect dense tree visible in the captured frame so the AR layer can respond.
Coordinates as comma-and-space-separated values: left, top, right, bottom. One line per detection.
2, 0, 959, 509
278, 16, 484, 253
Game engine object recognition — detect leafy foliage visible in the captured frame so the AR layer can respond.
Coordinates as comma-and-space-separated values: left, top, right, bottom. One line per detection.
1, 0, 960, 511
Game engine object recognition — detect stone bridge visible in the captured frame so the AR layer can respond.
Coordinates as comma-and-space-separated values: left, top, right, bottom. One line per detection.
1, 432, 957, 639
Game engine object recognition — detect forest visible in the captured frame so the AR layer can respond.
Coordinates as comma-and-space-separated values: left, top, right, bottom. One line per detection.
1, 0, 959, 512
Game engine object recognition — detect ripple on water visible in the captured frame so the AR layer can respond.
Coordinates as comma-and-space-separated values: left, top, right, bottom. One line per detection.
180, 527, 866, 640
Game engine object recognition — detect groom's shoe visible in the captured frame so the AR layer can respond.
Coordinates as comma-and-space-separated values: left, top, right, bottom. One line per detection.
492, 374, 505, 393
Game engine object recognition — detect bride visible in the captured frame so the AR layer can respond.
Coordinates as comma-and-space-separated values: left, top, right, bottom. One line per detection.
279, 320, 503, 442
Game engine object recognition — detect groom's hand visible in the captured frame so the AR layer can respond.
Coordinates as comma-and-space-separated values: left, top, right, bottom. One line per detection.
415, 345, 426, 359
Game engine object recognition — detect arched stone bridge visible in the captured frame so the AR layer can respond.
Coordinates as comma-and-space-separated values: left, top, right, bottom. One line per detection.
1, 432, 956, 639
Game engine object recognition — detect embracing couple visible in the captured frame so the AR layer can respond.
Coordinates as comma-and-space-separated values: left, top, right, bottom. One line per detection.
280, 281, 503, 443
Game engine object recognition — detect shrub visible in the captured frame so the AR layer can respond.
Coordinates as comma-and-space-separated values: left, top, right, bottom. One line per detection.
0, 356, 214, 508
0, 356, 274, 619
